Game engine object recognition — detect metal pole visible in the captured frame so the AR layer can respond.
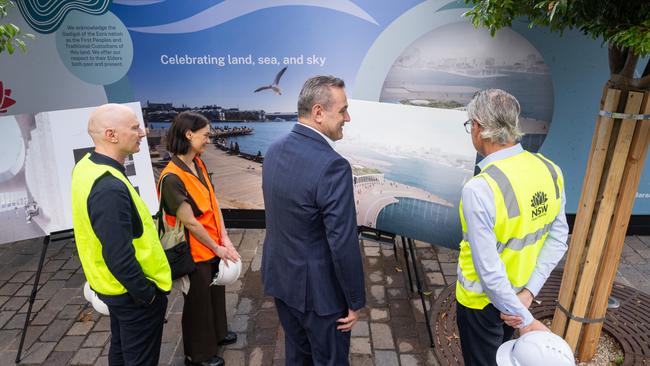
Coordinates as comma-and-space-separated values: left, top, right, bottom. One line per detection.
16, 235, 50, 363
407, 238, 434, 348
392, 237, 398, 263
401, 236, 414, 293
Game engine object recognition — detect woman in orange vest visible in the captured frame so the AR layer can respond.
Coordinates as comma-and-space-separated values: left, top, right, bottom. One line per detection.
159, 111, 240, 366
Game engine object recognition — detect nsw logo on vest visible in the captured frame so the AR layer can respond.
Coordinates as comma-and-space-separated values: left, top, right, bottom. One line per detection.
531, 191, 548, 220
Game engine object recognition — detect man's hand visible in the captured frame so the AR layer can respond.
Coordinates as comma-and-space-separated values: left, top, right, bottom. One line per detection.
500, 313, 523, 328
336, 309, 359, 332
501, 289, 536, 327
517, 288, 534, 309
519, 319, 550, 335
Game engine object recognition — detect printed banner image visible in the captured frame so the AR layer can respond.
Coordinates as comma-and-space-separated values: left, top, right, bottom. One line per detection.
0, 114, 46, 243
341, 100, 474, 247
1, 0, 648, 247
378, 21, 554, 154
0, 103, 156, 245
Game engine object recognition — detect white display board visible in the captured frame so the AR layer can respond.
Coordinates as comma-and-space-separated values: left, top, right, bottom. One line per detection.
0, 102, 158, 245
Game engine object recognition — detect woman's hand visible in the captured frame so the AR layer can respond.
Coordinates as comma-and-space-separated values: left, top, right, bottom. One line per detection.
222, 236, 235, 249
214, 245, 240, 266
221, 236, 241, 261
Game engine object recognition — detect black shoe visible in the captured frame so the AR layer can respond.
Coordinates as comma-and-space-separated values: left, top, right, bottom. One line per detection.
218, 331, 238, 346
185, 356, 225, 366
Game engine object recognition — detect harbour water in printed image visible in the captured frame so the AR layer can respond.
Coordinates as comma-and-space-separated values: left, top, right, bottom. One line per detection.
339, 100, 474, 248
380, 21, 555, 153
148, 117, 295, 209
348, 148, 469, 248
377, 198, 458, 249
150, 121, 296, 157
211, 121, 295, 156
147, 99, 474, 248
382, 69, 552, 123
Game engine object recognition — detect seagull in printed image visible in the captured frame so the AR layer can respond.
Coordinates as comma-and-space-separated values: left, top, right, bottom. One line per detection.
254, 66, 287, 95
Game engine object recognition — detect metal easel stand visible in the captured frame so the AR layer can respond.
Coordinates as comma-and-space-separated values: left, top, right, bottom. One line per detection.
358, 227, 434, 348
357, 226, 398, 262
401, 236, 435, 348
15, 230, 74, 364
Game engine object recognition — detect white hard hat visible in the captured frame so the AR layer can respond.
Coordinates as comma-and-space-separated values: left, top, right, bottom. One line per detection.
497, 331, 575, 366
83, 281, 110, 316
83, 281, 94, 302
91, 294, 110, 315
211, 258, 242, 286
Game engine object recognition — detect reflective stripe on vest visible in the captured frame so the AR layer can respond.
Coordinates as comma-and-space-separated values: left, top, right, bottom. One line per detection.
462, 221, 554, 254
159, 157, 223, 262
456, 151, 563, 310
532, 154, 560, 199
71, 154, 172, 295
456, 266, 524, 294
483, 165, 520, 219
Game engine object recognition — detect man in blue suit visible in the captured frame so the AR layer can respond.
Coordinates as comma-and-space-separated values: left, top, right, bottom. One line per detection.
261, 75, 366, 365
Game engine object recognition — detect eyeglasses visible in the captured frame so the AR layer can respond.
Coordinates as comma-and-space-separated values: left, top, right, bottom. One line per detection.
463, 119, 472, 134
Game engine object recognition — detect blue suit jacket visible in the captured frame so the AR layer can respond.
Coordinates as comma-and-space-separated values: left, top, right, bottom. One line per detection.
261, 123, 366, 316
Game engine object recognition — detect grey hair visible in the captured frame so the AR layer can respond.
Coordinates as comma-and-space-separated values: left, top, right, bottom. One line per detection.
297, 75, 345, 118
466, 89, 524, 144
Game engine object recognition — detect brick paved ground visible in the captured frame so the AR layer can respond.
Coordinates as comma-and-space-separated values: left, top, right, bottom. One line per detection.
0, 230, 648, 365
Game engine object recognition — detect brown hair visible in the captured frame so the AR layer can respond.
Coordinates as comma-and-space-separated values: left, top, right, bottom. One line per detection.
166, 111, 210, 155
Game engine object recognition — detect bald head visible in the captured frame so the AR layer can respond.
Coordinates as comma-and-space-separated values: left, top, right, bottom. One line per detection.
88, 104, 145, 162
88, 104, 136, 144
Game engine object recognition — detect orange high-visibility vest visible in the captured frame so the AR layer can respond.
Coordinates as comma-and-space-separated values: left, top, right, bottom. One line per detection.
159, 157, 223, 262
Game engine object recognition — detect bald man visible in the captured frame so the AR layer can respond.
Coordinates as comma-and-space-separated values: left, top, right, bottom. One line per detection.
71, 104, 172, 366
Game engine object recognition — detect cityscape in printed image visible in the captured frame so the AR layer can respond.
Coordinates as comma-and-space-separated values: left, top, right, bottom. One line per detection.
139, 22, 553, 248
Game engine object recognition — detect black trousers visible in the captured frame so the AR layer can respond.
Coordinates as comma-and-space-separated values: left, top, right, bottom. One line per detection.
275, 298, 351, 366
456, 302, 515, 366
182, 260, 228, 362
107, 290, 168, 366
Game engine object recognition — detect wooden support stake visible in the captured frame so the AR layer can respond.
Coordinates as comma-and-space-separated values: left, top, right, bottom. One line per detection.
578, 91, 650, 360
563, 91, 643, 350
552, 88, 621, 335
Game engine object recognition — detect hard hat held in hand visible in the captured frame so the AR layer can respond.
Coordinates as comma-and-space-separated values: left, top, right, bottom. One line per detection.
83, 281, 95, 302
497, 331, 575, 366
211, 258, 242, 286
83, 281, 110, 316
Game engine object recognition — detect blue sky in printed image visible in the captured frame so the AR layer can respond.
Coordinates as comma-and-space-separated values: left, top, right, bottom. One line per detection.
110, 0, 424, 112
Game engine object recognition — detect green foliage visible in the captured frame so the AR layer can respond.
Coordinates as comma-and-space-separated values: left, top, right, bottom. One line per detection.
0, 0, 33, 55
352, 167, 382, 175
400, 99, 465, 109
613, 355, 624, 365
464, 0, 650, 56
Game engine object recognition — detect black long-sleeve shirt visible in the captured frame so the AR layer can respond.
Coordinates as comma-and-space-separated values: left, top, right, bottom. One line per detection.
87, 152, 156, 306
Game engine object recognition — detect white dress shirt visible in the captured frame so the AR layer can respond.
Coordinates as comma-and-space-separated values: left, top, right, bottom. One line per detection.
298, 122, 335, 148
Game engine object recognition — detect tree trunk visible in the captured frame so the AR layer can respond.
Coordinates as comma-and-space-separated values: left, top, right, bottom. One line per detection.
578, 93, 650, 360
552, 51, 650, 361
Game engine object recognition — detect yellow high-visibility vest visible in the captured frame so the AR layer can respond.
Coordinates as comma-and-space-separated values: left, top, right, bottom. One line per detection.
456, 151, 563, 309
71, 154, 171, 295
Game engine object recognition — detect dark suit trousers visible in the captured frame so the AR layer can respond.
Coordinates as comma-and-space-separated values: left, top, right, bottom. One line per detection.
107, 290, 168, 366
275, 298, 350, 366
456, 302, 515, 366
182, 260, 228, 362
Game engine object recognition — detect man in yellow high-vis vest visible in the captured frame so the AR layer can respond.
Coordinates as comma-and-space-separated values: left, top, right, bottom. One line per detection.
71, 104, 171, 366
456, 89, 569, 366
